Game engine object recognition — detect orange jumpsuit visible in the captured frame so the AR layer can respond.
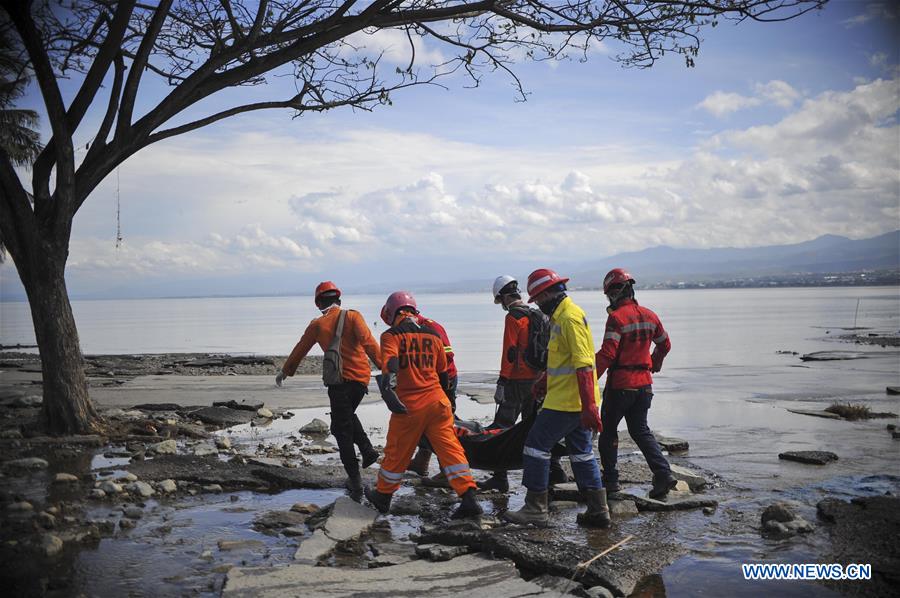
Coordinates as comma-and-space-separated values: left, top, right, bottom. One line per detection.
375, 317, 476, 497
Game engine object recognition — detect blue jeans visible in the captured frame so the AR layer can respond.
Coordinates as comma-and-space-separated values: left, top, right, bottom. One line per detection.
598, 386, 671, 484
522, 408, 602, 493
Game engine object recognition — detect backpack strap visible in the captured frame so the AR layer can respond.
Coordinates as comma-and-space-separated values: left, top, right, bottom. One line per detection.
329, 309, 346, 352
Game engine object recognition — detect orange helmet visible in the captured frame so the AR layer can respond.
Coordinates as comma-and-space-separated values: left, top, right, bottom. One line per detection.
602, 269, 635, 294
526, 268, 569, 303
314, 281, 341, 302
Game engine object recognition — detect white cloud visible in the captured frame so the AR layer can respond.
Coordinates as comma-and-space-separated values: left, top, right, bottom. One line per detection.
842, 2, 897, 28
698, 80, 801, 117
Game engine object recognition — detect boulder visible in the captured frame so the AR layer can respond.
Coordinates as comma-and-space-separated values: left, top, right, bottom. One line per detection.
100, 481, 123, 494
618, 492, 717, 512
215, 437, 232, 450
669, 464, 708, 491
253, 510, 309, 533
150, 439, 178, 455
42, 535, 64, 557
778, 451, 838, 465
53, 473, 80, 484
256, 407, 274, 419
761, 502, 813, 537
653, 433, 689, 453
299, 418, 330, 434
158, 479, 177, 494
294, 497, 377, 563
609, 499, 639, 516
128, 481, 155, 498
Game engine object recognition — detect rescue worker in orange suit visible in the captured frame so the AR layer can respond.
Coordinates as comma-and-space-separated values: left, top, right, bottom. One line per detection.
405, 312, 458, 477
364, 291, 483, 519
276, 282, 380, 501
503, 269, 610, 527
595, 268, 676, 499
478, 275, 567, 492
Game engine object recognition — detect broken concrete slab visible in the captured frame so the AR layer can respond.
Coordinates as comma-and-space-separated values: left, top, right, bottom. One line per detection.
185, 406, 255, 426
415, 543, 469, 561
293, 529, 334, 564
321, 496, 377, 542
778, 451, 838, 465
226, 553, 561, 597
618, 492, 718, 512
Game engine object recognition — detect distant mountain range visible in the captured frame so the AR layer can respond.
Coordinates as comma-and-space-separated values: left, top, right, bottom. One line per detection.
564, 230, 900, 289
1, 231, 897, 301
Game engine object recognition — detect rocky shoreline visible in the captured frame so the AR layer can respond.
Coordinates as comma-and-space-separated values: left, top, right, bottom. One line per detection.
1, 354, 898, 597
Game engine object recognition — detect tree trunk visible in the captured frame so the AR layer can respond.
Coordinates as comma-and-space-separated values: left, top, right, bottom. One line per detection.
20, 244, 102, 436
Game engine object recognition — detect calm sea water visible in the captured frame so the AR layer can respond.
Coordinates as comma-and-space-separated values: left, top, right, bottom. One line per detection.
1, 286, 898, 374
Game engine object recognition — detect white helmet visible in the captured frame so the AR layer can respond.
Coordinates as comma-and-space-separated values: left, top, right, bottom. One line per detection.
492, 275, 518, 304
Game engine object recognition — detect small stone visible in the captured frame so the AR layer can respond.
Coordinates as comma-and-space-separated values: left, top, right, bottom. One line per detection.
46, 506, 58, 515
202, 484, 223, 493
158, 479, 177, 494
585, 586, 615, 598
53, 473, 79, 484
761, 502, 796, 525
6, 501, 33, 513
212, 564, 232, 574
703, 506, 716, 515
257, 407, 274, 419
128, 481, 155, 498
117, 473, 138, 483
0, 429, 23, 439
123, 506, 143, 519
672, 480, 691, 493
282, 526, 307, 537
90, 489, 107, 499
36, 512, 56, 529
215, 437, 232, 450
4, 457, 49, 471
95, 520, 116, 535
150, 439, 178, 455
119, 518, 136, 529
200, 550, 214, 561
609, 500, 639, 516
299, 418, 330, 434
42, 534, 64, 557
100, 481, 123, 494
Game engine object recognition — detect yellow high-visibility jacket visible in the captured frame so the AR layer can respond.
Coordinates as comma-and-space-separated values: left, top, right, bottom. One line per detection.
543, 296, 601, 412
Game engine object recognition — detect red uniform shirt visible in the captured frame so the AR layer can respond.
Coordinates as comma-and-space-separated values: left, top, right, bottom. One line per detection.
500, 305, 540, 380
595, 299, 671, 389
381, 317, 448, 410
414, 314, 457, 379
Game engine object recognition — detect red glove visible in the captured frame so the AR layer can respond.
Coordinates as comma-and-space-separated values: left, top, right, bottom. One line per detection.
576, 368, 602, 432
532, 372, 547, 398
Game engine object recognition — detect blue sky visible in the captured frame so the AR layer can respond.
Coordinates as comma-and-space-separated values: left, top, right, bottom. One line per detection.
2, 0, 898, 299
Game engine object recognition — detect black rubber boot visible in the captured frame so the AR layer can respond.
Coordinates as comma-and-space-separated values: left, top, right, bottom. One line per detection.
548, 459, 569, 485
406, 448, 432, 476
361, 449, 380, 469
363, 486, 392, 514
451, 488, 484, 519
346, 473, 363, 503
502, 490, 549, 526
649, 473, 678, 499
576, 488, 611, 528
477, 472, 509, 493
602, 478, 621, 494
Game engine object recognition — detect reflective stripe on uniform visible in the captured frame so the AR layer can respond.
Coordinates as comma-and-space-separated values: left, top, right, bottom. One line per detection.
527, 275, 553, 294
446, 469, 472, 482
653, 332, 668, 343
442, 463, 468, 475
547, 365, 576, 376
620, 322, 657, 333
604, 331, 622, 342
378, 469, 404, 482
523, 446, 551, 460
569, 452, 596, 463
444, 346, 453, 352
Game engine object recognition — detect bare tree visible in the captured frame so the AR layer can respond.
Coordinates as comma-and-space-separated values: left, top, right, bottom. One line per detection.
0, 0, 826, 435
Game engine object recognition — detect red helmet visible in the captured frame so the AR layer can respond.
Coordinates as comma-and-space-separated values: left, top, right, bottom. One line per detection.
526, 268, 569, 303
602, 268, 635, 294
314, 281, 341, 301
381, 291, 418, 325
